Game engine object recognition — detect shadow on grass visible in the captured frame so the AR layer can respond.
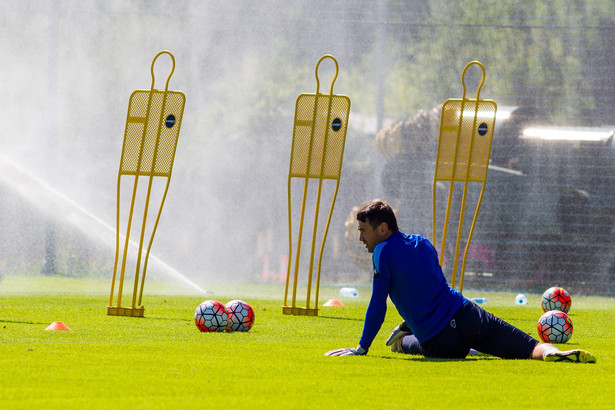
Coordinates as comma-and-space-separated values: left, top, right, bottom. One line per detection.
105, 314, 189, 322
318, 315, 363, 322
0, 319, 49, 325
375, 354, 499, 362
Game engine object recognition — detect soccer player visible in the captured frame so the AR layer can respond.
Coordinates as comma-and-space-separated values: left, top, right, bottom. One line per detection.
325, 200, 596, 363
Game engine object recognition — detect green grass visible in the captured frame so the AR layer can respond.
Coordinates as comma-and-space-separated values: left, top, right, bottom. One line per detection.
1, 276, 614, 409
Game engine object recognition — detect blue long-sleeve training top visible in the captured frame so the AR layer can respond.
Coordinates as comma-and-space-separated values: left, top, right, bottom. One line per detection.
359, 231, 466, 348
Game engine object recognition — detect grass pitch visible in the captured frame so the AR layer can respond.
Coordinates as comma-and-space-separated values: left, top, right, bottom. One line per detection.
1, 276, 614, 409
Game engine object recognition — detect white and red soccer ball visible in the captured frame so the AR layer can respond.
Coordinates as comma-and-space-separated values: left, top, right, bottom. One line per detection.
541, 286, 571, 313
225, 300, 255, 332
194, 300, 228, 332
537, 310, 573, 344
194, 299, 254, 333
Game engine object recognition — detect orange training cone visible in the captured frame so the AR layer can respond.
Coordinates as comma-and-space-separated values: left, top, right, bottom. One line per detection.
45, 321, 71, 331
323, 299, 344, 307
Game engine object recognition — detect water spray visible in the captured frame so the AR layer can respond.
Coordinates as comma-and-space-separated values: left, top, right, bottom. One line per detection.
0, 154, 208, 296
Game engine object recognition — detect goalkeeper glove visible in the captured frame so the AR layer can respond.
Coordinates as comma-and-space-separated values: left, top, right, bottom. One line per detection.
325, 345, 368, 356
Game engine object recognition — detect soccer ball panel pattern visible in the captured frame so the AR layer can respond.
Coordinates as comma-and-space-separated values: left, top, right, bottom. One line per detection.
194, 300, 228, 332
537, 310, 573, 343
541, 286, 572, 313
225, 300, 255, 332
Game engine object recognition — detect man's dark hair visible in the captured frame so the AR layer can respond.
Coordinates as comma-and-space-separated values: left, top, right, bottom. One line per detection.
356, 200, 399, 232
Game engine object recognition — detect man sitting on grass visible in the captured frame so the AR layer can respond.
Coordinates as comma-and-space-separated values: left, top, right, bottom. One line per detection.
326, 200, 596, 363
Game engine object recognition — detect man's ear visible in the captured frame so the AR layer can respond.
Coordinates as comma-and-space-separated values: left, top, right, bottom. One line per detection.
377, 222, 389, 235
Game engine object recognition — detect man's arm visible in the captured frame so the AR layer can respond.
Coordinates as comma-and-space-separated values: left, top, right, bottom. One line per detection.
325, 245, 392, 356
358, 278, 389, 349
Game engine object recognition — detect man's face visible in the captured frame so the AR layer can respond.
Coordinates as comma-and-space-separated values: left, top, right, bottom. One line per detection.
358, 219, 385, 253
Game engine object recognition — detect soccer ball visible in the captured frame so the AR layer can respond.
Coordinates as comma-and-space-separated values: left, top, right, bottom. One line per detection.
194, 300, 228, 332
541, 286, 572, 313
225, 300, 255, 332
537, 310, 573, 343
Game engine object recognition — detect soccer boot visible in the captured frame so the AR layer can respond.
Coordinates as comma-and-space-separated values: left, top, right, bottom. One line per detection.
544, 349, 596, 363
387, 321, 412, 352
389, 333, 409, 353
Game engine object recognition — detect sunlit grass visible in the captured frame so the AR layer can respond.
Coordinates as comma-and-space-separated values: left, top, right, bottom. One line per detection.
1, 276, 614, 409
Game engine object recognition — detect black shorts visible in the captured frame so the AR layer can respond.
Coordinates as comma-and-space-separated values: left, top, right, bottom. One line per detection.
403, 301, 539, 359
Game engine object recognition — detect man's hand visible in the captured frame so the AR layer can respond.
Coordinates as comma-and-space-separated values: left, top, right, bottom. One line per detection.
385, 321, 411, 346
325, 345, 368, 356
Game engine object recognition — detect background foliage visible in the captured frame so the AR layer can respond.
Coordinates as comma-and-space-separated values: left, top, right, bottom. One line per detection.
0, 1, 614, 290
